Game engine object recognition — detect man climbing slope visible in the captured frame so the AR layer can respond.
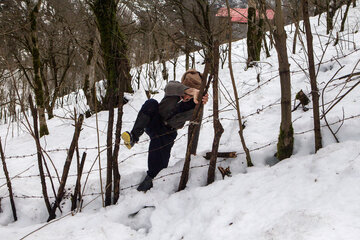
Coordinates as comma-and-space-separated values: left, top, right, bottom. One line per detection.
122, 69, 209, 192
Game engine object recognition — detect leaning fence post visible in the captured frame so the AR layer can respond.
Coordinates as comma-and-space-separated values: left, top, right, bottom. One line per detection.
0, 138, 17, 221
48, 114, 84, 221
29, 95, 52, 214
71, 152, 86, 211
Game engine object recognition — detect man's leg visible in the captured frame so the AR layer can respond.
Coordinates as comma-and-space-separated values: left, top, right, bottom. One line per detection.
122, 99, 159, 149
137, 129, 177, 192
147, 131, 177, 178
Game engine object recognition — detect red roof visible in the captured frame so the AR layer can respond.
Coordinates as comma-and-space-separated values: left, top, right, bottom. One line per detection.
216, 8, 274, 23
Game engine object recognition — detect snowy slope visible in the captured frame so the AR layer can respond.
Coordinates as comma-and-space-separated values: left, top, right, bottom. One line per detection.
1, 3, 360, 240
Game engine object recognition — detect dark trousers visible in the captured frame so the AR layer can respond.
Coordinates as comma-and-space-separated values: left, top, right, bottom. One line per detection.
132, 99, 177, 178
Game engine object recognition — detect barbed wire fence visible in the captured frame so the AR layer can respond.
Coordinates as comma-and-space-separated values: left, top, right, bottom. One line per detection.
1, 112, 360, 201
1, 68, 359, 175
0, 54, 359, 222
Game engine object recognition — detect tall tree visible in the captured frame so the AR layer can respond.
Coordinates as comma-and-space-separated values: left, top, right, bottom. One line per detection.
207, 41, 224, 184
247, 0, 264, 66
83, 26, 101, 114
89, 0, 132, 206
326, 0, 336, 34
178, 0, 222, 190
28, 0, 49, 137
273, 0, 294, 160
302, 0, 322, 151
340, 0, 352, 32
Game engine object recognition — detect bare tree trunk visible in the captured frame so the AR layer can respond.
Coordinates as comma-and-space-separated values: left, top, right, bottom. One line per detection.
172, 57, 178, 80
48, 114, 84, 221
292, 23, 300, 54
112, 91, 124, 204
247, 6, 257, 64
185, 50, 190, 70
84, 28, 100, 114
274, 0, 294, 160
302, 0, 322, 152
95, 95, 104, 207
29, 0, 49, 137
91, 0, 132, 206
40, 61, 53, 120
161, 60, 169, 82
179, 4, 190, 71
326, 0, 336, 34
71, 152, 86, 211
0, 138, 17, 221
29, 95, 51, 214
314, 0, 321, 15
247, 1, 264, 66
186, 0, 213, 155
263, 34, 270, 58
187, 108, 203, 155
207, 42, 224, 184
225, 0, 253, 167
187, 63, 209, 155
178, 63, 211, 191
105, 97, 114, 206
340, 0, 352, 32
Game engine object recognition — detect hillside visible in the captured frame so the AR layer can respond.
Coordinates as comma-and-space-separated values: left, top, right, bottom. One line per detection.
1, 3, 360, 240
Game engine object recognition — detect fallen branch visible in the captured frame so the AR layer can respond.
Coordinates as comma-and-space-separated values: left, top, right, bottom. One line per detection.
204, 151, 237, 160
218, 166, 232, 179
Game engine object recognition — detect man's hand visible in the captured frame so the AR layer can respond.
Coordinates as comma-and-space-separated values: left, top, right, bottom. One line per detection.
184, 88, 209, 105
184, 88, 199, 103
202, 93, 209, 105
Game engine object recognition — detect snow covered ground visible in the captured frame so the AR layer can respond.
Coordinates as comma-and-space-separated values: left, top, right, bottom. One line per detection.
1, 3, 360, 240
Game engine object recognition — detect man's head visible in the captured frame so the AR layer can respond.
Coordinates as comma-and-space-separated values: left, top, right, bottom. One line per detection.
180, 69, 202, 102
181, 69, 202, 90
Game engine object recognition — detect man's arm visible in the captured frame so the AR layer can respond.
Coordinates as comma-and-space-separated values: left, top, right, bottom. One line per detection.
164, 81, 189, 96
165, 81, 208, 104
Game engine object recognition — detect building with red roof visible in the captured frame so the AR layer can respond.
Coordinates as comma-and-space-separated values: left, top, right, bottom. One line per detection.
216, 8, 275, 24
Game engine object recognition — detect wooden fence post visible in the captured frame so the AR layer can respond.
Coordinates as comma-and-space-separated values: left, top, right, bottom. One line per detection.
0, 138, 17, 221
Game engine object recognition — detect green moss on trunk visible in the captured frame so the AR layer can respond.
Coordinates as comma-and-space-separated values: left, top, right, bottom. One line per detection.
247, 7, 263, 65
92, 0, 133, 109
277, 124, 294, 160
91, 0, 132, 206
30, 2, 49, 137
40, 124, 49, 137
256, 19, 264, 60
247, 7, 256, 63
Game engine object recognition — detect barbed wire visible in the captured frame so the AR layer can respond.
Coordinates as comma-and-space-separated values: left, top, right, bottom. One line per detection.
2, 67, 360, 202
3, 88, 359, 162
3, 111, 359, 185
3, 112, 360, 185
4, 109, 360, 201
2, 142, 275, 200
3, 59, 358, 159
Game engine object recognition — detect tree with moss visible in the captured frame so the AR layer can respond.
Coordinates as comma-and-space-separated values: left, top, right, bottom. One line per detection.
273, 0, 294, 160
247, 0, 264, 66
88, 0, 132, 206
28, 0, 49, 137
